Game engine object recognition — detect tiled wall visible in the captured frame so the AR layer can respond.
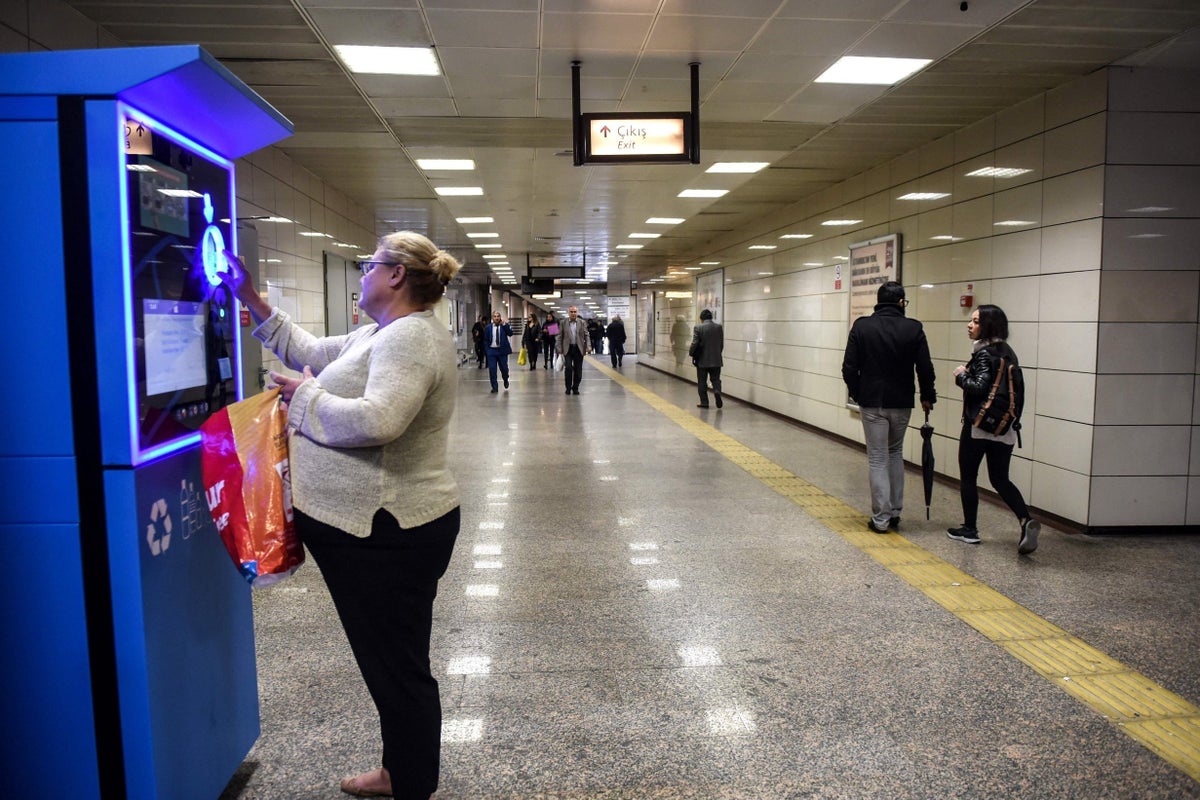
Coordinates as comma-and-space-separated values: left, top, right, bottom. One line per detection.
1, 0, 378, 379
642, 67, 1200, 529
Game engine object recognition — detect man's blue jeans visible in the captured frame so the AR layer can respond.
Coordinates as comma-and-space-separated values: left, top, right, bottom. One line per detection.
860, 407, 911, 528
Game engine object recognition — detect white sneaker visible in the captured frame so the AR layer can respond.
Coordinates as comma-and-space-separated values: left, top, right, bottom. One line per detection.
1018, 519, 1040, 555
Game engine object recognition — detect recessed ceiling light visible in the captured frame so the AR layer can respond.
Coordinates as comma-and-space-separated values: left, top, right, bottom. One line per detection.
815, 56, 931, 85
616, 244, 643, 250
628, 233, 661, 239
678, 189, 728, 198
646, 217, 685, 225
966, 167, 1031, 178
706, 162, 769, 173
299, 231, 333, 238
699, 261, 720, 265
475, 243, 502, 249
466, 232, 499, 238
684, 267, 701, 271
749, 245, 777, 250
821, 219, 862, 226
898, 192, 950, 200
482, 254, 506, 259
416, 159, 474, 170
435, 187, 483, 196
456, 216, 494, 224
334, 45, 440, 76
779, 233, 812, 239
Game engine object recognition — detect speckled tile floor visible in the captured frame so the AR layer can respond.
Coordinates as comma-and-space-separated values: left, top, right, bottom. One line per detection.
221, 356, 1200, 799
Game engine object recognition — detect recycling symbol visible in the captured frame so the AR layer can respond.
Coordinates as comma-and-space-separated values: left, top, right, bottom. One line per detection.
147, 498, 172, 556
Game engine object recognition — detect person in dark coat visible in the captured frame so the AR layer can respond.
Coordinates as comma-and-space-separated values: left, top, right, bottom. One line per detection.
841, 281, 936, 534
484, 311, 514, 393
587, 317, 605, 355
521, 313, 542, 370
541, 310, 560, 370
606, 314, 627, 368
689, 308, 724, 409
471, 314, 487, 369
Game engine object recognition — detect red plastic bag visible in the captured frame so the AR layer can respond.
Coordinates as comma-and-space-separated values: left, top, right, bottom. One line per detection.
200, 388, 304, 587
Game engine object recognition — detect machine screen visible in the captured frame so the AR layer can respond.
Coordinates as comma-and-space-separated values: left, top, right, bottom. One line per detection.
123, 107, 238, 457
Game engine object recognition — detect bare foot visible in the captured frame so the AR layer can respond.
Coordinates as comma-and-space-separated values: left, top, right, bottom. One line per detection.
340, 767, 392, 797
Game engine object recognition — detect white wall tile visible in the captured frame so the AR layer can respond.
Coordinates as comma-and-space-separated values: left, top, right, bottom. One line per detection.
955, 117, 995, 162
1108, 164, 1200, 218
996, 94, 1044, 147
993, 183, 1042, 229
1102, 218, 1200, 271
1031, 416, 1093, 474
1038, 270, 1100, 323
1107, 112, 1200, 165
1044, 114, 1106, 177
993, 136, 1044, 188
1041, 219, 1102, 274
1089, 476, 1188, 526
1094, 374, 1194, 425
1036, 368, 1096, 424
952, 195, 994, 242
1092, 425, 1191, 476
1108, 67, 1200, 113
1030, 461, 1090, 522
992, 229, 1041, 279
1045, 69, 1107, 128
1097, 323, 1197, 374
1042, 166, 1105, 225
991, 275, 1040, 323
1098, 270, 1199, 323
1037, 322, 1097, 373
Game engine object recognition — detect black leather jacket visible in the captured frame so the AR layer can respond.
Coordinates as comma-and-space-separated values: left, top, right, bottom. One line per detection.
956, 340, 1019, 423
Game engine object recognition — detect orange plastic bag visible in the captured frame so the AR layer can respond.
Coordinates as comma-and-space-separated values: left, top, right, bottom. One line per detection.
200, 388, 304, 587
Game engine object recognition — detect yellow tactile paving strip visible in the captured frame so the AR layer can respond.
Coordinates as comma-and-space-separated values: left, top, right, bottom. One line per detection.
595, 359, 1200, 782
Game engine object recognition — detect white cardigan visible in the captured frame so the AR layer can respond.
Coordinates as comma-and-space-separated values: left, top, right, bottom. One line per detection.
254, 308, 459, 536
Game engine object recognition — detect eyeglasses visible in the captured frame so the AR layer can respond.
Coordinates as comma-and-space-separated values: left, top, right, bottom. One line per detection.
360, 260, 398, 276
899, 298, 909, 307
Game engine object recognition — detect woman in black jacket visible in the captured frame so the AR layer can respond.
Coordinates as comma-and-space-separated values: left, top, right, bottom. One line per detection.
541, 311, 559, 370
522, 313, 542, 370
948, 304, 1040, 554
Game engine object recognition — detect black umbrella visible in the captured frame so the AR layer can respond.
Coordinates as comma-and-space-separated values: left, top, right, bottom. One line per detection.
920, 409, 935, 519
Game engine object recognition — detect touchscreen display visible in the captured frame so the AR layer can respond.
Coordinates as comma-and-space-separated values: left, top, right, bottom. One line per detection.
123, 107, 238, 456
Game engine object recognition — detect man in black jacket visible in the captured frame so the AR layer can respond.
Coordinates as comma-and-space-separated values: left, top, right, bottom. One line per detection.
842, 282, 936, 533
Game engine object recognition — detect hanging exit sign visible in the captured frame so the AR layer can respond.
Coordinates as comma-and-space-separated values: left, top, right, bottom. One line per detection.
580, 112, 694, 164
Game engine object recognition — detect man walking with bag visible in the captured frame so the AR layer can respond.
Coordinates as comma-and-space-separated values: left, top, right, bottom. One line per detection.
690, 308, 724, 409
841, 281, 936, 533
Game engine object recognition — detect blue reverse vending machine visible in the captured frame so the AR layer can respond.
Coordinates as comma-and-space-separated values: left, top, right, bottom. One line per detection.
0, 47, 292, 799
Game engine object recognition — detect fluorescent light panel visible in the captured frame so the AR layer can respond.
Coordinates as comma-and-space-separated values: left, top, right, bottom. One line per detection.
416, 159, 474, 170
966, 167, 1031, 178
706, 162, 768, 173
435, 187, 483, 196
815, 56, 931, 86
898, 192, 950, 200
646, 217, 685, 225
456, 216, 494, 224
334, 45, 440, 76
678, 189, 728, 198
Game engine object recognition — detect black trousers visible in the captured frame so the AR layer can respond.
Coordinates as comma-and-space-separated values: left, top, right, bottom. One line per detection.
696, 366, 722, 404
296, 506, 460, 800
957, 422, 1029, 529
610, 342, 624, 367
565, 344, 584, 390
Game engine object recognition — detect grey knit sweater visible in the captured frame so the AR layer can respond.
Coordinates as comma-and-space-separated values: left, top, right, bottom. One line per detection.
254, 308, 459, 537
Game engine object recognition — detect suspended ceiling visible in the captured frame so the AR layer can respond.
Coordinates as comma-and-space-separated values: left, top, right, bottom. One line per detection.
65, 0, 1200, 298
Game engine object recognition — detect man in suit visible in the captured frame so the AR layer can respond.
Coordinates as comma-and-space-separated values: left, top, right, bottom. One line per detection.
606, 314, 627, 368
841, 281, 936, 534
485, 310, 514, 393
557, 305, 590, 395
689, 308, 724, 409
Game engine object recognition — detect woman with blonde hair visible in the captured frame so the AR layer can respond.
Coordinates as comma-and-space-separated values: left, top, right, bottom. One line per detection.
225, 230, 462, 799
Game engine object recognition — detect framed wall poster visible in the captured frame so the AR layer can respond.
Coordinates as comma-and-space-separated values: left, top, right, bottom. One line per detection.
694, 269, 724, 324
846, 234, 902, 410
847, 234, 901, 328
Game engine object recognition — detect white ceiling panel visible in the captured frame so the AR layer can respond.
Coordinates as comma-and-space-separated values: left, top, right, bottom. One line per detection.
53, 0, 1200, 290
